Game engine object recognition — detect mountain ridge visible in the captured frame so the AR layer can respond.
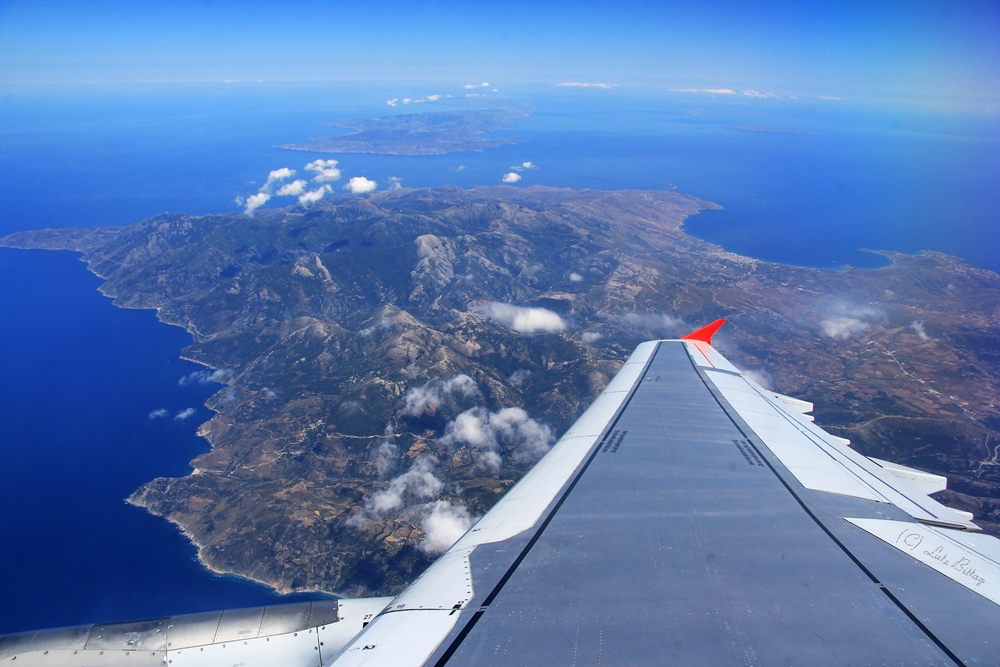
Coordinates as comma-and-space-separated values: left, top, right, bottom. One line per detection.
4, 185, 999, 596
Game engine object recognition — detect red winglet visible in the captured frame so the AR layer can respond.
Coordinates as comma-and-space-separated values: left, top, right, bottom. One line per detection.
680, 319, 727, 345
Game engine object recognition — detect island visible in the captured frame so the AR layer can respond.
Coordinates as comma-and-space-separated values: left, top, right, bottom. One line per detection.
3, 186, 999, 598
277, 108, 531, 155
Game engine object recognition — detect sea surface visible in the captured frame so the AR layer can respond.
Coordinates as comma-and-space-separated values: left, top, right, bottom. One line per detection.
0, 83, 998, 633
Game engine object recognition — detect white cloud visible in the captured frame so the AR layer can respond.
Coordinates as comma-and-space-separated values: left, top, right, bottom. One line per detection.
463, 84, 476, 89
441, 408, 495, 450
263, 168, 295, 190
508, 369, 532, 387
820, 304, 880, 339
743, 369, 774, 390
402, 98, 412, 104
502, 172, 522, 183
621, 312, 685, 335
234, 195, 245, 207
556, 82, 614, 89
818, 95, 842, 101
439, 406, 554, 469
427, 94, 441, 101
174, 408, 197, 421
148, 408, 169, 420
472, 302, 566, 334
373, 439, 397, 477
910, 320, 931, 341
491, 407, 553, 462
820, 317, 868, 339
244, 192, 270, 213
481, 82, 489, 87
581, 331, 602, 343
349, 434, 487, 552
671, 88, 737, 95
261, 387, 277, 398
411, 499, 475, 554
367, 456, 443, 514
402, 374, 482, 417
179, 369, 234, 386
305, 159, 342, 183
359, 315, 394, 336
276, 179, 307, 196
569, 272, 583, 282
345, 176, 377, 194
509, 161, 537, 172
298, 184, 332, 206
386, 98, 398, 107
217, 386, 238, 407
339, 400, 361, 414
387, 176, 403, 190
742, 90, 778, 99
349, 451, 478, 552
372, 425, 399, 477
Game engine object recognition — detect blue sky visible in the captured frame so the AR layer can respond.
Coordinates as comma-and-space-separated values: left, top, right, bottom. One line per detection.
1, 1, 998, 112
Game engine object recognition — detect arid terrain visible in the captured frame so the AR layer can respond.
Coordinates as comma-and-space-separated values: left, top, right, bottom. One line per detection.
4, 185, 998, 597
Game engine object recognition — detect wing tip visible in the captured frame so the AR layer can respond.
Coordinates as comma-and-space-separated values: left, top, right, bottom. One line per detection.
680, 318, 727, 344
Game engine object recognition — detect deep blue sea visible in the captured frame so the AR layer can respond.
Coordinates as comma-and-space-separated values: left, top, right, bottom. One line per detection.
0, 83, 998, 633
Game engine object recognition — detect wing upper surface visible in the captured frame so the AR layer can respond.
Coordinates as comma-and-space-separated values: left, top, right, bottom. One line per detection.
330, 339, 1000, 667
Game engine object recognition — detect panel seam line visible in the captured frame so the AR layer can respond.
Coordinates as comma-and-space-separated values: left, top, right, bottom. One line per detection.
684, 345, 966, 667
430, 343, 661, 667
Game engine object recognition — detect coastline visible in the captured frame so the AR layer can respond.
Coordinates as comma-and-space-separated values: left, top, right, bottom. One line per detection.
125, 491, 327, 597
3, 185, 999, 596
0, 243, 252, 593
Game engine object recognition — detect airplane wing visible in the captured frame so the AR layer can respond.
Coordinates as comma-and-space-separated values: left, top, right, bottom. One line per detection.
4, 322, 999, 666
330, 321, 1000, 667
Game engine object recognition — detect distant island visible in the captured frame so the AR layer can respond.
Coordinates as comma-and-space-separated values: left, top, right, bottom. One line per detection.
4, 186, 999, 598
277, 107, 531, 155
726, 124, 818, 135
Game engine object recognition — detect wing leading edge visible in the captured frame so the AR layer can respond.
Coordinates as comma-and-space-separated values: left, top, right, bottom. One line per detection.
331, 334, 1000, 667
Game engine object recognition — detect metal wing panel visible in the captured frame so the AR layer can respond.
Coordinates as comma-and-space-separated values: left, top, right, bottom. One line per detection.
868, 458, 949, 495
0, 600, 385, 667
702, 356, 978, 531
331, 336, 1000, 666
327, 342, 659, 667
704, 367, 888, 502
848, 519, 1000, 603
434, 341, 953, 666
695, 346, 1000, 666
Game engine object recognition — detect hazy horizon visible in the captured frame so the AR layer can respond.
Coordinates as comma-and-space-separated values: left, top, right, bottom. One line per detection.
2, 1, 998, 115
